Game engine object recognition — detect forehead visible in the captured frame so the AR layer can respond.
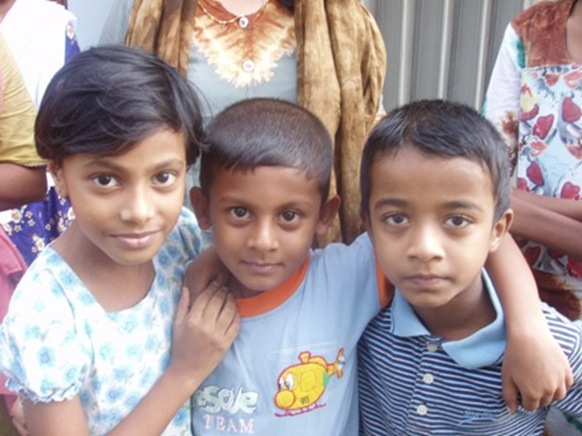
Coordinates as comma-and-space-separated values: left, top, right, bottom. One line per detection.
209, 165, 322, 206
369, 147, 494, 208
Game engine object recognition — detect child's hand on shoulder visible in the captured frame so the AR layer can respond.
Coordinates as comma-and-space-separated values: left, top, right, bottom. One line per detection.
502, 324, 573, 412
169, 282, 239, 388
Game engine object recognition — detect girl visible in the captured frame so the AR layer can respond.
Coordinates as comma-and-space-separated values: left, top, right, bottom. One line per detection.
0, 46, 239, 435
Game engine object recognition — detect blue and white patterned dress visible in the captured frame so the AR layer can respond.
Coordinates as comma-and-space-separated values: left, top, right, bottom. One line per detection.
0, 208, 201, 435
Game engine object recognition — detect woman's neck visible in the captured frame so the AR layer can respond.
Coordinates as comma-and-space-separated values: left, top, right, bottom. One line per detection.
215, 0, 266, 16
567, 0, 582, 63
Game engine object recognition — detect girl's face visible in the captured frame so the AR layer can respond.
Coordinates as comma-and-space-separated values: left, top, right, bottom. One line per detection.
50, 128, 187, 268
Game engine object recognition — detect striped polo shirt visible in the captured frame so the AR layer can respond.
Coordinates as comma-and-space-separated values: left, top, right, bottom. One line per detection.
358, 271, 582, 435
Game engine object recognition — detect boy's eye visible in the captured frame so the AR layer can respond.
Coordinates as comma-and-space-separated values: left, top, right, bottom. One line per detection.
92, 174, 118, 188
280, 210, 299, 223
153, 171, 177, 186
230, 207, 250, 219
445, 215, 471, 228
384, 213, 409, 226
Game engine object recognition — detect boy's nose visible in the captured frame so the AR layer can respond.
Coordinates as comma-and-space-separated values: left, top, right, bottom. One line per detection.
406, 224, 445, 262
120, 187, 155, 223
248, 221, 279, 251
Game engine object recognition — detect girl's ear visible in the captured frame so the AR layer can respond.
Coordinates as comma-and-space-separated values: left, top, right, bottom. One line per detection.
315, 195, 341, 237
48, 160, 68, 199
189, 187, 212, 230
489, 209, 514, 253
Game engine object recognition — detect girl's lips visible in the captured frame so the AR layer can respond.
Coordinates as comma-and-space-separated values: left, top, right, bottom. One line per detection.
114, 232, 158, 249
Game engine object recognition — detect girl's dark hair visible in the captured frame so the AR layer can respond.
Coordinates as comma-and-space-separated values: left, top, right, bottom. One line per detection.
35, 45, 204, 166
360, 99, 511, 221
200, 98, 332, 201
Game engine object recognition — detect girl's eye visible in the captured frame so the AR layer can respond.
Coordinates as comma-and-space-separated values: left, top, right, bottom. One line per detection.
93, 174, 117, 188
445, 215, 471, 228
280, 210, 299, 223
230, 207, 250, 219
385, 213, 408, 226
153, 171, 177, 186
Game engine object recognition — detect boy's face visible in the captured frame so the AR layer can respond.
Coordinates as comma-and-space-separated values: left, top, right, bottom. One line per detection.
364, 146, 511, 313
50, 128, 187, 267
191, 166, 338, 298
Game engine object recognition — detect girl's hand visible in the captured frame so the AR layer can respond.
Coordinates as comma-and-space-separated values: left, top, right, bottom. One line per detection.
169, 281, 239, 387
183, 246, 231, 301
502, 322, 573, 412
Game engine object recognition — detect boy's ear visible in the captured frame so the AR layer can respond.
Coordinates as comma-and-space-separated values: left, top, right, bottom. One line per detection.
48, 160, 68, 199
315, 195, 341, 237
489, 208, 514, 252
189, 187, 212, 230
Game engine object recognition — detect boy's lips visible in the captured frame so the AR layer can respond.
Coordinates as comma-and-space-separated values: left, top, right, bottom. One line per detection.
241, 260, 282, 275
402, 273, 448, 288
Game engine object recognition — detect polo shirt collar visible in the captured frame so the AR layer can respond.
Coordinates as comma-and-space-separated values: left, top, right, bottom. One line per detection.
391, 270, 506, 369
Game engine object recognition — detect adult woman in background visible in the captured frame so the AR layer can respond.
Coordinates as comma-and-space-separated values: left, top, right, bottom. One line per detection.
101, 0, 387, 244
484, 0, 582, 433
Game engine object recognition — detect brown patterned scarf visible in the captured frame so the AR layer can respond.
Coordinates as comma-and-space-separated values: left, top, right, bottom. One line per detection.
125, 0, 387, 244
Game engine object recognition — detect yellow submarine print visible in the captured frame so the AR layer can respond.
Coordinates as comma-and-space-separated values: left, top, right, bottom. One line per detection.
274, 348, 345, 417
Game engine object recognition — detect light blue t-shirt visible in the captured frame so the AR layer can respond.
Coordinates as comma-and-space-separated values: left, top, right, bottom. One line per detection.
191, 233, 385, 435
0, 208, 202, 435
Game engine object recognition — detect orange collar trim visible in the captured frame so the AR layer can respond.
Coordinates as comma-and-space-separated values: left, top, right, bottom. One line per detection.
376, 256, 394, 309
236, 255, 310, 317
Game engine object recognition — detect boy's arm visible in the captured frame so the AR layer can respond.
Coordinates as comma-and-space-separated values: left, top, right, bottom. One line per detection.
23, 284, 239, 436
486, 234, 573, 412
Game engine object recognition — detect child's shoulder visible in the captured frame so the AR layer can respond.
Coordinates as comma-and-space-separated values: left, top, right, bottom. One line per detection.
542, 304, 582, 360
160, 207, 203, 260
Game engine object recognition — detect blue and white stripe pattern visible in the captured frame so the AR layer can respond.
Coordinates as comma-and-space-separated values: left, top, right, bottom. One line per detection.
358, 271, 582, 435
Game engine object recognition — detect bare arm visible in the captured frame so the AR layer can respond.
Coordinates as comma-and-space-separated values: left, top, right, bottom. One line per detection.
23, 284, 239, 436
511, 190, 582, 260
0, 163, 46, 211
512, 187, 582, 221
486, 235, 573, 412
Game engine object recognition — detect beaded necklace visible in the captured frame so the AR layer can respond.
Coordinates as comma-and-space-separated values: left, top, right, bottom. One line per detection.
198, 0, 270, 29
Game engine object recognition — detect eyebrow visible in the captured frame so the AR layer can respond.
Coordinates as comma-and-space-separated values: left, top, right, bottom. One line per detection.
373, 197, 485, 212
83, 158, 185, 172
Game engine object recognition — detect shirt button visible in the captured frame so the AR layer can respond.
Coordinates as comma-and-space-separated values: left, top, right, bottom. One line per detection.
423, 373, 434, 384
416, 404, 428, 416
427, 343, 438, 352
242, 59, 255, 72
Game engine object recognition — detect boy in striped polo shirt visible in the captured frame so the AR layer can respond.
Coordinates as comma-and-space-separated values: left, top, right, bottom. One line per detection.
357, 99, 582, 435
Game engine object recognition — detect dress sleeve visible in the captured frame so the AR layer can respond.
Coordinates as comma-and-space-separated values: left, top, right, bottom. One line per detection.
0, 35, 44, 168
0, 262, 91, 403
482, 23, 523, 173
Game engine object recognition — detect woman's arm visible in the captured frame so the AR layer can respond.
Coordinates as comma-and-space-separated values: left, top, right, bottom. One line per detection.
23, 284, 239, 436
511, 190, 582, 260
512, 187, 582, 221
0, 163, 46, 211
486, 235, 573, 412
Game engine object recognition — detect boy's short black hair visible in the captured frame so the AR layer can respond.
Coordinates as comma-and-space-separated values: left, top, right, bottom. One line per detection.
199, 98, 333, 201
360, 99, 510, 221
35, 45, 204, 166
